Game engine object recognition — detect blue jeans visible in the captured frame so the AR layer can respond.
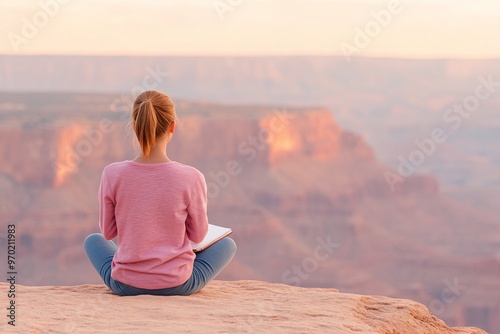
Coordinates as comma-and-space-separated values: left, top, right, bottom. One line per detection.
84, 233, 237, 296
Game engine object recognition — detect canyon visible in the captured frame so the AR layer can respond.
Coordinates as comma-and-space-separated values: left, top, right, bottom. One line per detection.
0, 92, 498, 332
1, 55, 499, 200
1, 54, 499, 332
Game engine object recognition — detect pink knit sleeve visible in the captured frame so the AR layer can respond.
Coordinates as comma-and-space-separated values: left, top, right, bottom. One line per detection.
185, 172, 209, 243
98, 170, 117, 240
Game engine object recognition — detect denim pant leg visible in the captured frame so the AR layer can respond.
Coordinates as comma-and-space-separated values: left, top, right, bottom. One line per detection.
181, 237, 237, 295
83, 233, 121, 294
117, 237, 238, 296
84, 233, 237, 296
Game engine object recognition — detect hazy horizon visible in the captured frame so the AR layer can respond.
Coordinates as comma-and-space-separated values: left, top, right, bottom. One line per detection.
2, 54, 500, 60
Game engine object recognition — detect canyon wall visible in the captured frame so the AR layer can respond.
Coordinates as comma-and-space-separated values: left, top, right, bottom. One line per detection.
2, 55, 498, 198
0, 93, 499, 332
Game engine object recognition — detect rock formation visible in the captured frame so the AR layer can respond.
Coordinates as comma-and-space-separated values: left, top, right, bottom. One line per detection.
0, 92, 498, 332
0, 281, 488, 334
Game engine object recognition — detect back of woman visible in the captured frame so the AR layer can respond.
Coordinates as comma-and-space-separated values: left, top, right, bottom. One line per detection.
84, 90, 236, 296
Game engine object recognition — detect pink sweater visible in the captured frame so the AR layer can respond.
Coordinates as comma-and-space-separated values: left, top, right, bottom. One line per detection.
98, 160, 209, 289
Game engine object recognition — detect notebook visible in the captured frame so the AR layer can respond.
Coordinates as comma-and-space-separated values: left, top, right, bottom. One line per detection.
191, 224, 233, 252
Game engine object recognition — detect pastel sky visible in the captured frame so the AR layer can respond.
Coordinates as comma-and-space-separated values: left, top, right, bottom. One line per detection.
1, 0, 499, 58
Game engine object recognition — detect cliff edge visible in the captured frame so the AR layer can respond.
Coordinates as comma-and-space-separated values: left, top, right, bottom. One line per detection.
0, 280, 487, 334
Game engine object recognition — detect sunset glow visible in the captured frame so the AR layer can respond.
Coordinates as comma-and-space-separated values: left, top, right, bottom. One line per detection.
260, 114, 301, 164
0, 0, 499, 58
53, 124, 87, 187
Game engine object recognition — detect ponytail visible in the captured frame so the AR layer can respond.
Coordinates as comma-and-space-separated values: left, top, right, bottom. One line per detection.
134, 100, 157, 157
132, 90, 176, 158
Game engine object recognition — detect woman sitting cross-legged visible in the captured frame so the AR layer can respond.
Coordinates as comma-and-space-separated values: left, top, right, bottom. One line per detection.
84, 90, 236, 296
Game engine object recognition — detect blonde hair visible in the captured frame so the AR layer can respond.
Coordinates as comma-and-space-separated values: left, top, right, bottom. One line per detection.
132, 90, 176, 157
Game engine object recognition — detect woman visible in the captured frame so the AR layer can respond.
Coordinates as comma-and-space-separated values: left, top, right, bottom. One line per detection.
84, 90, 236, 296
